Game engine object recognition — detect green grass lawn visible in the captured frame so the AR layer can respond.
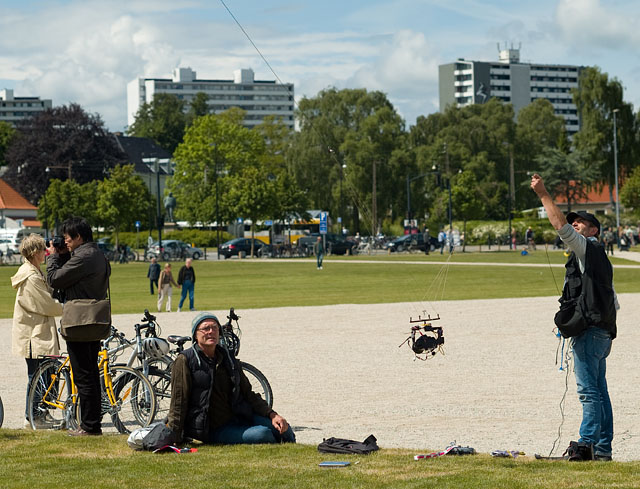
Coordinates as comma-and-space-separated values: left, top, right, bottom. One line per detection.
1, 253, 639, 318
0, 430, 638, 489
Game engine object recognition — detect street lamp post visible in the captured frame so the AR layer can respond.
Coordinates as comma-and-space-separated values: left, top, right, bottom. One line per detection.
406, 172, 434, 232
430, 165, 453, 245
613, 108, 620, 238
142, 157, 170, 255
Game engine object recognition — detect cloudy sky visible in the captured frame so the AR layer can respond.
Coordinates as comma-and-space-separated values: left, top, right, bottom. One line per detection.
1, 0, 638, 132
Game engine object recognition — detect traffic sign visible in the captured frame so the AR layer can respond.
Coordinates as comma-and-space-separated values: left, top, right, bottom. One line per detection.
319, 211, 328, 234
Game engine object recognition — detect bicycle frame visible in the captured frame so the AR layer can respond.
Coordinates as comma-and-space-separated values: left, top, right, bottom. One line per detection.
37, 356, 78, 411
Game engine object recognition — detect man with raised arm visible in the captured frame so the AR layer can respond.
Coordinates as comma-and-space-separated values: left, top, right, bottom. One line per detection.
530, 173, 617, 462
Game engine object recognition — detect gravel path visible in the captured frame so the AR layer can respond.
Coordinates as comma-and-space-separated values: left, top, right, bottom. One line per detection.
1, 294, 639, 460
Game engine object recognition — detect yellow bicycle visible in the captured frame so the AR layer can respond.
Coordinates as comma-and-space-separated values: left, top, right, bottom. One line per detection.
27, 348, 157, 433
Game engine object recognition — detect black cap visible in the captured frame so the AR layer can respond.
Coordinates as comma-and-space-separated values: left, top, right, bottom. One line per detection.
566, 211, 601, 236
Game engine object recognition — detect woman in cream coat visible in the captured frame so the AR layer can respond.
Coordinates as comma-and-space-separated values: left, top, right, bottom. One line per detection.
11, 234, 63, 428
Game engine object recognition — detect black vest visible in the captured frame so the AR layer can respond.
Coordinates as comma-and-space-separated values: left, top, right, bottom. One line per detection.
561, 239, 617, 339
181, 346, 253, 441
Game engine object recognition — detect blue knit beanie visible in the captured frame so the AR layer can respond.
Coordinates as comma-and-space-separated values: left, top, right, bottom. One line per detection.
191, 312, 220, 341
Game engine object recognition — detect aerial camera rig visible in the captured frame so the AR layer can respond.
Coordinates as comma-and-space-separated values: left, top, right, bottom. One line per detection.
399, 313, 445, 360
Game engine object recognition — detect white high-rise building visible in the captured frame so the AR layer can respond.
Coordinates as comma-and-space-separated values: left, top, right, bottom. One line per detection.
127, 68, 294, 130
439, 46, 581, 135
0, 89, 52, 126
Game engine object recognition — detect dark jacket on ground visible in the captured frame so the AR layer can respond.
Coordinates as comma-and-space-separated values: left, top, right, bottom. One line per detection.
46, 242, 110, 302
561, 240, 617, 339
177, 265, 195, 285
167, 344, 273, 443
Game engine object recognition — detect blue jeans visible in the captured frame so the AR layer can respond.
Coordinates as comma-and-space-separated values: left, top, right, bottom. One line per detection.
316, 253, 323, 268
179, 280, 194, 310
208, 414, 296, 445
572, 327, 613, 457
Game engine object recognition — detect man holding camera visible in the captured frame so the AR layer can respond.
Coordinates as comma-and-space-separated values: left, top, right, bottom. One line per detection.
46, 217, 111, 436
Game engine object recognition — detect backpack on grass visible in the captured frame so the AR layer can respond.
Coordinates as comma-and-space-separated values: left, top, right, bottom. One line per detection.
318, 435, 379, 455
127, 422, 176, 451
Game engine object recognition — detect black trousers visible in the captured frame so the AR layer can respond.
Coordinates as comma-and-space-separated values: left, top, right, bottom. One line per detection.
66, 340, 102, 433
150, 278, 158, 294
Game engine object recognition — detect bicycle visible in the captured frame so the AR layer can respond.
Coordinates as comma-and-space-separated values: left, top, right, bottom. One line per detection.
218, 308, 273, 407
103, 309, 273, 418
27, 348, 157, 433
103, 311, 174, 420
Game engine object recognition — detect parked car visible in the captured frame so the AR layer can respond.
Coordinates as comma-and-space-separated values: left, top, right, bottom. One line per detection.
219, 238, 265, 258
146, 239, 204, 260
0, 238, 15, 255
296, 233, 356, 256
383, 233, 435, 253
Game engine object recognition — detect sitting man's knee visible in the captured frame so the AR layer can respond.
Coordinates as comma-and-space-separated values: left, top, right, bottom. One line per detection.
243, 426, 277, 444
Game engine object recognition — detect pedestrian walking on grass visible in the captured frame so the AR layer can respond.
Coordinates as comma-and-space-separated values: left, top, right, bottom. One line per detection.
157, 263, 179, 312
147, 257, 160, 295
313, 236, 324, 269
177, 258, 196, 311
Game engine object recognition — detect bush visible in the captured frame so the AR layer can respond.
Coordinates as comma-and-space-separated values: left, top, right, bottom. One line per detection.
101, 229, 234, 249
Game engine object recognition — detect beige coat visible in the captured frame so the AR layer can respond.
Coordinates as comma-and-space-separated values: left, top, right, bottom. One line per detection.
11, 260, 63, 358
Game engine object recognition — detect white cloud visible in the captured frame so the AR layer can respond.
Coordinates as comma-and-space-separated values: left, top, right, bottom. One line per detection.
555, 0, 640, 50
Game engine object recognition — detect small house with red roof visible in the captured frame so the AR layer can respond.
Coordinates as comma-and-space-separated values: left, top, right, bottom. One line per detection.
0, 178, 39, 229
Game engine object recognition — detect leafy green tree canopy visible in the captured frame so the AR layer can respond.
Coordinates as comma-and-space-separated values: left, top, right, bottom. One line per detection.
38, 179, 99, 234
96, 164, 152, 245
127, 93, 187, 153
535, 148, 600, 212
170, 111, 264, 225
572, 66, 637, 197
0, 121, 16, 167
620, 166, 640, 213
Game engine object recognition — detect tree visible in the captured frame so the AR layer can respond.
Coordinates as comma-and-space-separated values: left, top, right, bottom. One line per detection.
620, 166, 640, 213
37, 179, 99, 234
170, 112, 264, 225
289, 88, 406, 234
572, 67, 637, 203
224, 166, 277, 256
450, 170, 486, 251
0, 121, 16, 167
96, 165, 151, 246
407, 99, 515, 221
186, 92, 210, 126
515, 99, 568, 210
535, 148, 600, 212
127, 93, 186, 153
3, 104, 124, 204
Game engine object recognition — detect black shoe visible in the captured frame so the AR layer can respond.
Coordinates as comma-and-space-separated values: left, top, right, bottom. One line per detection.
563, 441, 594, 461
594, 454, 612, 462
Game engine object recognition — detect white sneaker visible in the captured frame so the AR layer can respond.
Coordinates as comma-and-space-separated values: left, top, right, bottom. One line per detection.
177, 308, 181, 312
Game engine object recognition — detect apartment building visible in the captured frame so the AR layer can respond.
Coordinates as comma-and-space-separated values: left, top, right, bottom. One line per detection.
439, 47, 581, 135
0, 89, 52, 126
127, 68, 294, 130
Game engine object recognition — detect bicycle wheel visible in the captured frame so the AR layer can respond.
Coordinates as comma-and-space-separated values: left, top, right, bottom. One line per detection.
143, 365, 172, 422
0, 395, 3, 427
27, 359, 76, 430
241, 362, 273, 408
108, 366, 157, 434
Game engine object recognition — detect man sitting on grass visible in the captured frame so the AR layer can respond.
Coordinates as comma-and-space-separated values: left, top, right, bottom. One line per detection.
167, 312, 295, 445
